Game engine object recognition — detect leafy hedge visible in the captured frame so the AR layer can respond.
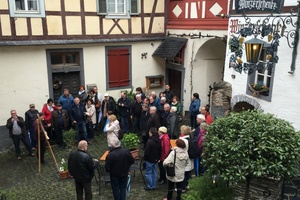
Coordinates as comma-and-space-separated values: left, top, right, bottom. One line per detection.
203, 109, 300, 183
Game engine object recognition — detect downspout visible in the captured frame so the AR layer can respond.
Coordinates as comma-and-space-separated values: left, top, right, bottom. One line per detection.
289, 1, 300, 74
190, 41, 195, 98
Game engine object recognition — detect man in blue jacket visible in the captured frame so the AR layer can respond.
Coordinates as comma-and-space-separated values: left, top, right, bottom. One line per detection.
189, 93, 201, 128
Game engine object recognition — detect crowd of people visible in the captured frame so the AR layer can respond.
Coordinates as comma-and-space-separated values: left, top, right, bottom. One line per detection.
5, 84, 213, 200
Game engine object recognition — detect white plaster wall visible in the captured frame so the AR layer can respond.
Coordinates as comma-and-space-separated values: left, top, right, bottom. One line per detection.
0, 46, 49, 124
167, 29, 227, 113
0, 41, 165, 125
223, 16, 300, 130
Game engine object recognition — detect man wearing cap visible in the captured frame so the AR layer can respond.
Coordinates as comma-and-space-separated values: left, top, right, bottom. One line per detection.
157, 126, 170, 185
25, 103, 39, 150
6, 110, 35, 160
100, 93, 116, 131
51, 103, 69, 148
105, 138, 134, 200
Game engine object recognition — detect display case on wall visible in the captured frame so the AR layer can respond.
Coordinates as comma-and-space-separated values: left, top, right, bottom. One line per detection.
146, 75, 164, 89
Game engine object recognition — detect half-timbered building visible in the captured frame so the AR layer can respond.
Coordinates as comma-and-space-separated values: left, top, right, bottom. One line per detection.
155, 0, 229, 112
0, 0, 166, 123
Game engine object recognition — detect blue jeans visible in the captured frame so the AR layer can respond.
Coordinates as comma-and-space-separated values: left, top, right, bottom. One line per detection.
132, 117, 140, 133
145, 161, 158, 189
194, 157, 199, 176
75, 121, 88, 142
110, 175, 127, 200
120, 116, 129, 133
29, 127, 37, 148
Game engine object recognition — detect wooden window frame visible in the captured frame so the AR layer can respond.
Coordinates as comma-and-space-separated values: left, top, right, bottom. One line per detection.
9, 0, 45, 18
97, 0, 139, 18
105, 46, 132, 90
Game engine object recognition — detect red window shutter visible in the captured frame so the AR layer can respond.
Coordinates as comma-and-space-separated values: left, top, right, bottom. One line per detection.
107, 48, 130, 88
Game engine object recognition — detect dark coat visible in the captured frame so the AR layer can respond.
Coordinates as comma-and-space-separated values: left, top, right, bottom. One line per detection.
25, 109, 39, 130
105, 147, 134, 177
144, 136, 161, 163
140, 110, 150, 132
146, 113, 160, 134
6, 116, 27, 138
164, 89, 174, 104
33, 119, 48, 141
70, 104, 86, 123
159, 111, 170, 127
51, 110, 69, 132
68, 149, 94, 182
117, 97, 131, 117
131, 100, 143, 117
101, 96, 116, 115
166, 112, 179, 138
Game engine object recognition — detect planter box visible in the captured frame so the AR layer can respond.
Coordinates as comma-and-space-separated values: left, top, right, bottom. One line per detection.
234, 177, 283, 200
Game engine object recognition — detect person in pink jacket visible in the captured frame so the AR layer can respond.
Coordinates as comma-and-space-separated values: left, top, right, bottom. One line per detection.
42, 99, 55, 142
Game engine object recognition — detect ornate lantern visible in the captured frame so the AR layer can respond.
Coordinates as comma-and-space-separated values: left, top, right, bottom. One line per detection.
244, 38, 265, 63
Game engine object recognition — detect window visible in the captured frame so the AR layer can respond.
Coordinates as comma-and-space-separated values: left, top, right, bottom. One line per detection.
50, 52, 79, 67
246, 45, 275, 102
97, 0, 139, 18
106, 46, 131, 89
9, 0, 45, 17
167, 47, 185, 65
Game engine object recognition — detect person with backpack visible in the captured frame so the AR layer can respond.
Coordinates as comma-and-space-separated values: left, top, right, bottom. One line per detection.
179, 125, 194, 192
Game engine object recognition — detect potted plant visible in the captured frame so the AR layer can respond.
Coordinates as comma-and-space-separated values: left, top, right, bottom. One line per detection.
248, 83, 269, 96
203, 110, 300, 200
59, 158, 68, 179
121, 133, 140, 159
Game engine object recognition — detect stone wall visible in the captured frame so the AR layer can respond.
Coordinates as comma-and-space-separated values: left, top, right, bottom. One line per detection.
211, 81, 232, 118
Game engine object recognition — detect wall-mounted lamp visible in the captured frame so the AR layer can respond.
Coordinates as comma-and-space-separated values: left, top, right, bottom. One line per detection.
141, 53, 147, 59
244, 38, 265, 63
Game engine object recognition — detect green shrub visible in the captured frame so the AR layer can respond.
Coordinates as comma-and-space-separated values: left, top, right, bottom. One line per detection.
63, 129, 76, 148
122, 133, 139, 151
182, 173, 234, 200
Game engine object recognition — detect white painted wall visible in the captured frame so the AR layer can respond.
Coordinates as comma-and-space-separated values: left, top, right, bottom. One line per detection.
0, 41, 165, 125
166, 29, 227, 113
223, 15, 300, 130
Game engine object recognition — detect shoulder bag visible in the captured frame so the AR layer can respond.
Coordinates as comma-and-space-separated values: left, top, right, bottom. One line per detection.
165, 150, 176, 176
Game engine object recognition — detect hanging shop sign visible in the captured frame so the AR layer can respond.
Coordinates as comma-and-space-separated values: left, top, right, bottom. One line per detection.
235, 0, 284, 14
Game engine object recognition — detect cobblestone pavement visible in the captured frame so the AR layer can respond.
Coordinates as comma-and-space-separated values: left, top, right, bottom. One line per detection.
0, 131, 168, 200
1, 124, 300, 200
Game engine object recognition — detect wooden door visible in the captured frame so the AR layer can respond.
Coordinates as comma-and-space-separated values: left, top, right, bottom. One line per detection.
168, 69, 182, 100
52, 72, 80, 103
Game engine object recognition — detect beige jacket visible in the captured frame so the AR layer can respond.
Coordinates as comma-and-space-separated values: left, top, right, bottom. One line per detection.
163, 147, 188, 182
85, 104, 96, 124
105, 120, 120, 147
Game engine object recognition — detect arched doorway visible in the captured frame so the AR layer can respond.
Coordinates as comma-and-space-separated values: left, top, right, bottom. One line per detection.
192, 38, 226, 105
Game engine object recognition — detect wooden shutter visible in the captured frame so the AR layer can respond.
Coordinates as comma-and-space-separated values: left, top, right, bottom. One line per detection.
130, 0, 139, 14
98, 0, 107, 14
107, 48, 130, 88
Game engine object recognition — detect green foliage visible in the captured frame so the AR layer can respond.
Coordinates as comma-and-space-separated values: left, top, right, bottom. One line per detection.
122, 133, 139, 151
203, 109, 300, 183
182, 173, 235, 200
121, 87, 136, 103
63, 129, 76, 148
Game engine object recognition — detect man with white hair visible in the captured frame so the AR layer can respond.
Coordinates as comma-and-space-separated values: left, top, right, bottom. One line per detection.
105, 138, 134, 200
144, 106, 160, 146
194, 114, 206, 139
160, 103, 171, 127
131, 94, 143, 133
166, 106, 179, 139
68, 140, 94, 200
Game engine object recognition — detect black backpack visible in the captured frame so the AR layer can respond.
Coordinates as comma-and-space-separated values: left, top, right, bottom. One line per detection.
187, 137, 200, 159
118, 129, 124, 140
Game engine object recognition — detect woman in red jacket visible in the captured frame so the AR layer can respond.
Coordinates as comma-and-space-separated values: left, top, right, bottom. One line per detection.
42, 99, 55, 142
157, 126, 171, 185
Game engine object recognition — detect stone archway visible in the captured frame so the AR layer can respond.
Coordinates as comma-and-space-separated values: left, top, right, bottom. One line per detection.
231, 95, 262, 112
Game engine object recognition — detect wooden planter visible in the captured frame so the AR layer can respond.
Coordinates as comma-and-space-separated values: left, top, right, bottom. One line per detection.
59, 170, 69, 179
234, 177, 283, 200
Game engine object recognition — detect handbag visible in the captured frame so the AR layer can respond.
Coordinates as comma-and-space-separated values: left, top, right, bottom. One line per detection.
165, 150, 176, 176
